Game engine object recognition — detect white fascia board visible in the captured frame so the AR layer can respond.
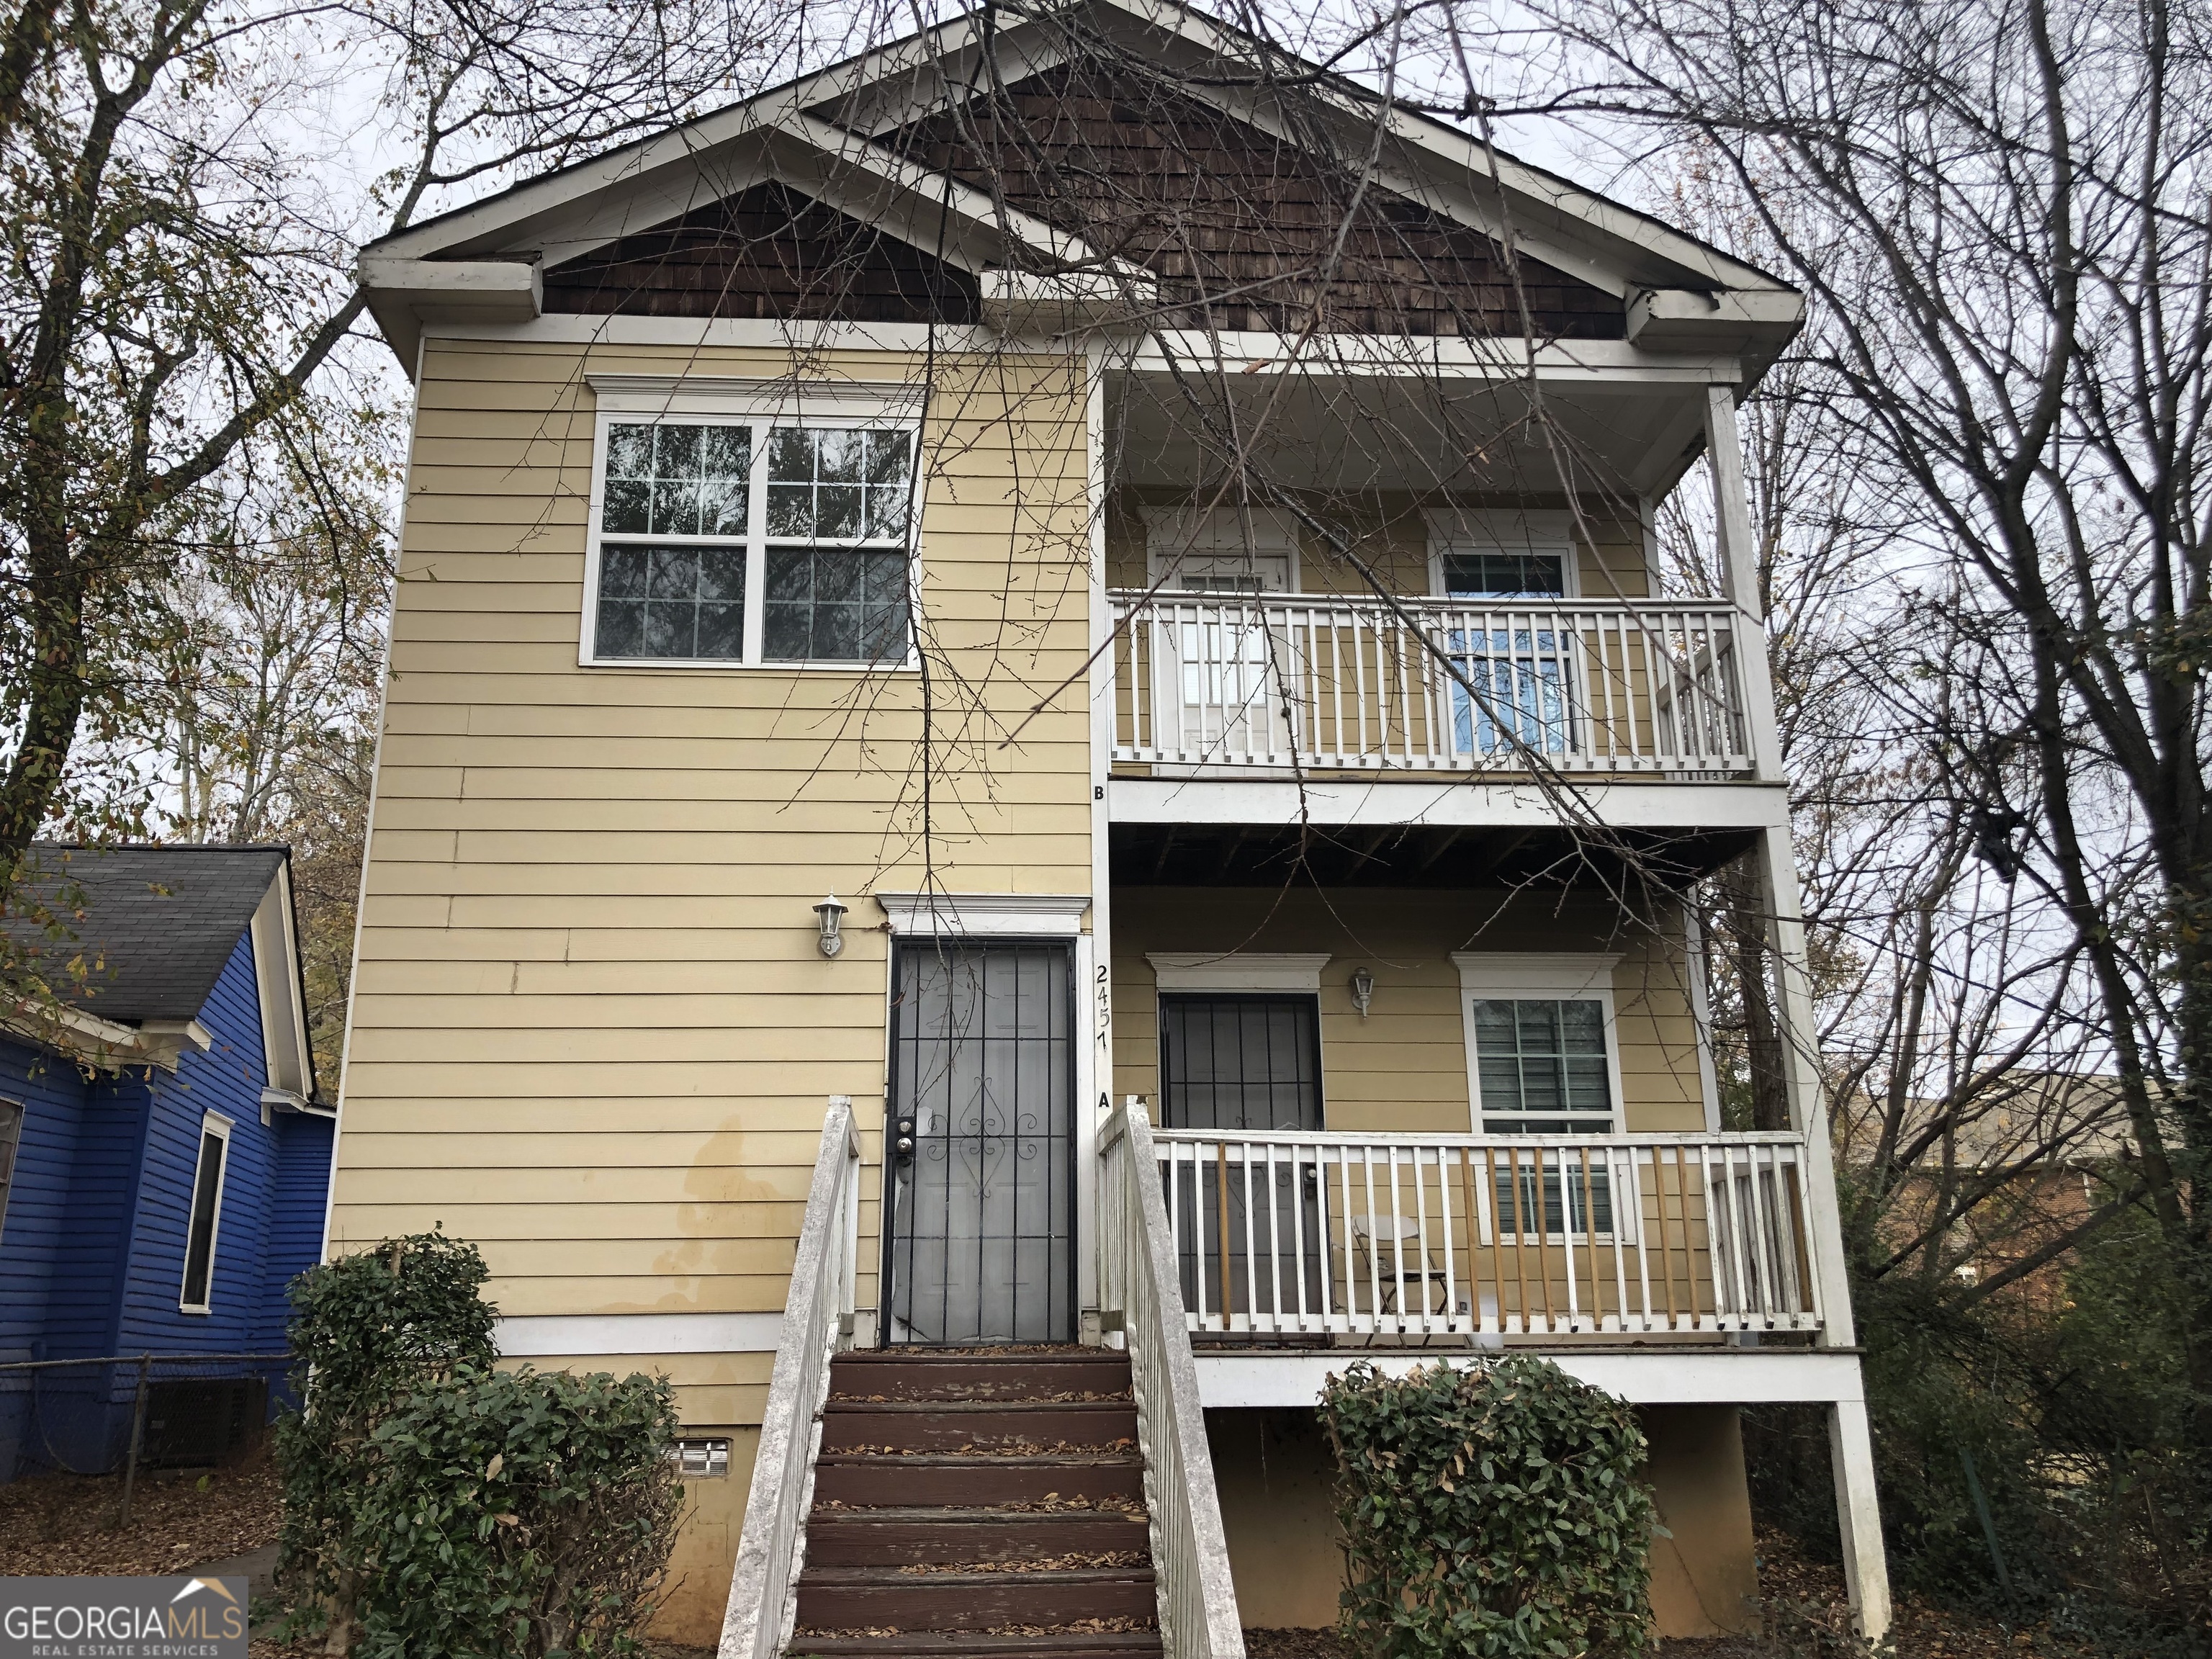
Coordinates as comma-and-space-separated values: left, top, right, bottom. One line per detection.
421, 314, 1016, 355
366, 95, 1093, 283
1627, 288, 1807, 352
1107, 775, 1791, 832
246, 861, 315, 1101
1, 1001, 173, 1071
1192, 1346, 1866, 1408
1119, 332, 1742, 386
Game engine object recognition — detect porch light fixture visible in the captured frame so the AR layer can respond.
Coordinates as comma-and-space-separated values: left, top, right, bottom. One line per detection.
1350, 967, 1375, 1018
814, 894, 850, 958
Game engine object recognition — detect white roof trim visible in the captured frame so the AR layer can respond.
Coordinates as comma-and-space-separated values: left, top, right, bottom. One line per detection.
359, 0, 1794, 333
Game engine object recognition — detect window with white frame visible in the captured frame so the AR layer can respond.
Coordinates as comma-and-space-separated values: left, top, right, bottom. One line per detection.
179, 1112, 233, 1313
1455, 955, 1623, 1234
0, 1098, 22, 1243
585, 401, 919, 668
1424, 508, 1578, 599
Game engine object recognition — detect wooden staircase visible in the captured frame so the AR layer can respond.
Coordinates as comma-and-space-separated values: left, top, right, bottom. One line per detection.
787, 1346, 1164, 1659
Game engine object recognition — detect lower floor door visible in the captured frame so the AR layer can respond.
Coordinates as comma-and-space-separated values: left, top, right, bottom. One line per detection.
883, 940, 1076, 1344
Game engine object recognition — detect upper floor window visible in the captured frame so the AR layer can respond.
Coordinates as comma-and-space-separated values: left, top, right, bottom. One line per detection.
1453, 953, 1622, 1135
584, 397, 920, 670
1426, 508, 1578, 599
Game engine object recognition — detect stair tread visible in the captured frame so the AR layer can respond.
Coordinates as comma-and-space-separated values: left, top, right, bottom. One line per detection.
817, 1451, 1144, 1465
814, 1513, 1159, 1530
832, 1406, 1141, 1416
788, 1635, 1161, 1655
801, 1565, 1156, 1584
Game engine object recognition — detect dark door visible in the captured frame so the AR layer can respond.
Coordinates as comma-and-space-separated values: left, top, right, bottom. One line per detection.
884, 940, 1076, 1344
1158, 994, 1324, 1323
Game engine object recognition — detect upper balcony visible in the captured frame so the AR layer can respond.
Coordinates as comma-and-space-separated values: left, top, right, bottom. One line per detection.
1109, 588, 1755, 780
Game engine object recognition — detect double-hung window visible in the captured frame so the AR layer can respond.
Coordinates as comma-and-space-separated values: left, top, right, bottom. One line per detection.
0, 1098, 22, 1243
584, 390, 920, 669
1455, 955, 1624, 1236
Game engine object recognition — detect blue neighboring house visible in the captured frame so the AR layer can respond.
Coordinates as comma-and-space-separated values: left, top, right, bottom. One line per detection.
0, 845, 331, 1482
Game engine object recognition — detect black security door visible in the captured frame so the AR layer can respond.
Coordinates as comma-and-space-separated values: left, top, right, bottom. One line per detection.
1158, 994, 1325, 1321
884, 941, 1076, 1344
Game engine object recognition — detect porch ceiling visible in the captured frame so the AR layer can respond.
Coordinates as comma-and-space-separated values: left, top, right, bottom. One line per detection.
1106, 820, 1755, 889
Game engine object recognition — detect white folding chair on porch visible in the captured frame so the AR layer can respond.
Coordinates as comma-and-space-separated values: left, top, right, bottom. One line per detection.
1350, 1214, 1453, 1317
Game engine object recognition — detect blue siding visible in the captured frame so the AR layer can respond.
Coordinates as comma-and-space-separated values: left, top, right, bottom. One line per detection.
0, 925, 334, 1482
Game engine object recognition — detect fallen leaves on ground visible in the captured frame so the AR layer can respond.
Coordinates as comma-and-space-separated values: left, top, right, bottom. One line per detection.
0, 1459, 281, 1579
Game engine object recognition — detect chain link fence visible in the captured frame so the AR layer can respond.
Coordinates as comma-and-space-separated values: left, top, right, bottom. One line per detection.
0, 1352, 292, 1509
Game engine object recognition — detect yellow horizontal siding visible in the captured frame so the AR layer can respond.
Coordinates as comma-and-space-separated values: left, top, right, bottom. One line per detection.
328, 336, 1095, 1423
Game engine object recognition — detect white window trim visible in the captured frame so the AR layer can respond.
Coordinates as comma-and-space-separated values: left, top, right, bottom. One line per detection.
1451, 952, 1624, 1133
874, 892, 1092, 938
579, 375, 927, 673
1148, 952, 1331, 994
1424, 507, 1581, 598
179, 1110, 234, 1314
0, 1096, 22, 1241
1143, 505, 1303, 593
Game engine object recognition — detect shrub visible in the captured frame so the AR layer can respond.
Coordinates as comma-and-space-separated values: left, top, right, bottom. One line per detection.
350, 1365, 683, 1658
276, 1231, 499, 1632
274, 1231, 683, 1657
1321, 1355, 1657, 1659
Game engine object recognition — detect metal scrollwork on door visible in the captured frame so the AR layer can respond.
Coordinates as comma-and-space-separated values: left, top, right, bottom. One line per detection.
884, 943, 1075, 1345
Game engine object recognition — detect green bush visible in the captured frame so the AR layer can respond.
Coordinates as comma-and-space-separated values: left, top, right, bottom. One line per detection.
274, 1231, 683, 1658
1321, 1355, 1657, 1659
350, 1365, 683, 1658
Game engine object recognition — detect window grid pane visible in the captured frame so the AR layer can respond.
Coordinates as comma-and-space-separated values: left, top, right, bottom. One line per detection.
595, 545, 746, 660
763, 547, 910, 663
766, 428, 912, 543
1473, 996, 1611, 1134
1442, 549, 1567, 598
601, 421, 750, 538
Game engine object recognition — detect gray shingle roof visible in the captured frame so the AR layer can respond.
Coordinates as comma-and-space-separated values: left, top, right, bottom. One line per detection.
4, 844, 286, 1022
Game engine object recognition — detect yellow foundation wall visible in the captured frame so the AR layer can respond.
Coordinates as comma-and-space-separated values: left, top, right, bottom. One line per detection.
1105, 492, 1650, 597
328, 336, 1094, 1618
1205, 1403, 1758, 1640
1109, 886, 1710, 1133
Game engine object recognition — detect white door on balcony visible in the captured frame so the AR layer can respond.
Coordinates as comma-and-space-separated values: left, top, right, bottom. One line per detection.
1425, 509, 1578, 762
1145, 507, 1298, 762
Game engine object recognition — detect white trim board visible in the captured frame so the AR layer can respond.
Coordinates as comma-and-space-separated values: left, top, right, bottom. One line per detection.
495, 1312, 784, 1357
873, 891, 1092, 938
1148, 952, 1331, 993
1192, 1346, 1867, 1408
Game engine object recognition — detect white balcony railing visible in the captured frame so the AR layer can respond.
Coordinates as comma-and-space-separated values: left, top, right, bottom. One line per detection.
1148, 1128, 1820, 1340
1110, 591, 1753, 775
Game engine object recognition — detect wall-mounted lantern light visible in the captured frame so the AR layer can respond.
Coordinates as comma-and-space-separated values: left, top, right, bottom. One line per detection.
814, 894, 850, 958
1350, 966, 1375, 1019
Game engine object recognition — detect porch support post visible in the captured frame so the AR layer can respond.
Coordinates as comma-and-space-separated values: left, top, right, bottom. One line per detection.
1081, 341, 1114, 1333
1828, 1395, 1893, 1640
1703, 385, 1785, 783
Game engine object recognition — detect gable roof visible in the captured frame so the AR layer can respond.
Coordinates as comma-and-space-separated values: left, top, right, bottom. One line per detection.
358, 0, 1799, 369
5, 845, 287, 1022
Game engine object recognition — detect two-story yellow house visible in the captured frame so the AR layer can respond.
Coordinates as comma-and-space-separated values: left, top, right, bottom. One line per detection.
332, 2, 1891, 1652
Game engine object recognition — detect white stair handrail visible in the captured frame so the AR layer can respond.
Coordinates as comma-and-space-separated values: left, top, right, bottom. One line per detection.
718, 1097, 860, 1659
1100, 1100, 1246, 1659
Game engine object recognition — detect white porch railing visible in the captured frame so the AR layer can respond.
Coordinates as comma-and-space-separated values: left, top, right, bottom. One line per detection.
1149, 1128, 1820, 1339
1100, 1102, 1246, 1659
718, 1097, 860, 1659
1110, 590, 1753, 774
